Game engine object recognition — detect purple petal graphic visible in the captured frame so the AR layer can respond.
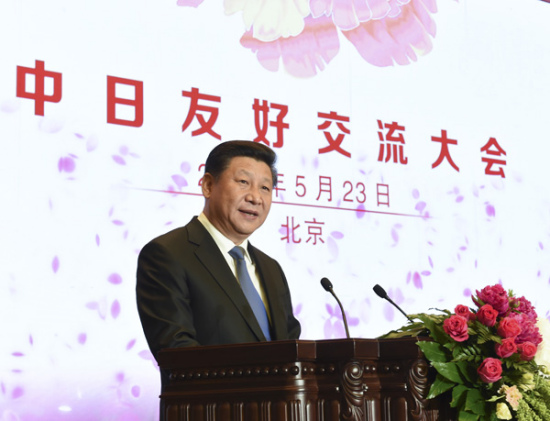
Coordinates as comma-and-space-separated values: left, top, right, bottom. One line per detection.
485, 204, 495, 217
108, 273, 122, 285
391, 228, 399, 244
327, 236, 339, 259
180, 162, 191, 173
112, 155, 126, 165
415, 201, 426, 212
111, 300, 121, 319
413, 272, 423, 289
78, 333, 87, 344
131, 385, 141, 398
126, 339, 136, 350
331, 231, 344, 239
383, 304, 394, 321
52, 256, 60, 273
12, 387, 24, 399
171, 174, 188, 189
58, 156, 76, 173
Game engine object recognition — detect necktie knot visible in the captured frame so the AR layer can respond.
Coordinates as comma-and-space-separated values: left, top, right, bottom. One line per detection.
229, 246, 245, 261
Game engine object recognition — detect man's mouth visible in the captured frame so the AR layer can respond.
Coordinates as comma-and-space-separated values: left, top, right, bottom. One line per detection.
239, 209, 258, 217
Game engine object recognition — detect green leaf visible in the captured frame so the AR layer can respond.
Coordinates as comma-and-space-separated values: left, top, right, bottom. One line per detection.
465, 388, 485, 416
432, 361, 464, 383
417, 341, 448, 363
458, 411, 479, 421
426, 374, 456, 399
451, 384, 469, 408
456, 361, 477, 384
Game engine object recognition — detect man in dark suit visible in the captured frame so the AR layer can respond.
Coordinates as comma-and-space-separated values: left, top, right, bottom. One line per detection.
136, 140, 301, 361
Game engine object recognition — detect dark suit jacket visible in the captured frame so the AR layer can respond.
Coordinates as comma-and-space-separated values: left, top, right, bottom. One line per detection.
136, 216, 301, 359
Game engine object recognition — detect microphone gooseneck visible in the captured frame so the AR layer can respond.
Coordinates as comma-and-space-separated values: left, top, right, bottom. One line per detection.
372, 284, 414, 323
320, 277, 350, 338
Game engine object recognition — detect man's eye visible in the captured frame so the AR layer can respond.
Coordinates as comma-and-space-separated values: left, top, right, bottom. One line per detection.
262, 186, 271, 192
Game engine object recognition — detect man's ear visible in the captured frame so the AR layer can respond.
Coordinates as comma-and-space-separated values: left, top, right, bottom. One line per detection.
201, 173, 214, 198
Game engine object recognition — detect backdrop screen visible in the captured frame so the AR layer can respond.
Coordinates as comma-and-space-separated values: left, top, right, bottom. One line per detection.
2, 0, 550, 419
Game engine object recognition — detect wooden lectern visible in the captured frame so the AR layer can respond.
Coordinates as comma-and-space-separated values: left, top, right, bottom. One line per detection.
157, 337, 455, 421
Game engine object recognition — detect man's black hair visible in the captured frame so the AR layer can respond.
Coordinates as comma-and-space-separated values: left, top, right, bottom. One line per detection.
204, 140, 278, 187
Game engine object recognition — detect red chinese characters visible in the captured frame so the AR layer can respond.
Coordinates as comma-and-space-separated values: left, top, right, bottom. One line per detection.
107, 76, 144, 127
181, 87, 222, 139
317, 111, 351, 158
17, 60, 62, 116
253, 99, 289, 148
480, 137, 507, 178
377, 120, 408, 164
431, 129, 460, 172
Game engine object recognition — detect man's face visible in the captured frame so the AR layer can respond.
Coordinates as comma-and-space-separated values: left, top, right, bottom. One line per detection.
202, 156, 273, 245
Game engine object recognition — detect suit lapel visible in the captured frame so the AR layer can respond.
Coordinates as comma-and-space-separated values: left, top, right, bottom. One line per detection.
187, 218, 266, 341
248, 244, 287, 341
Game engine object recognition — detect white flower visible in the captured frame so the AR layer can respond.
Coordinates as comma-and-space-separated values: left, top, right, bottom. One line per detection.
225, 0, 309, 42
535, 317, 550, 373
496, 402, 512, 420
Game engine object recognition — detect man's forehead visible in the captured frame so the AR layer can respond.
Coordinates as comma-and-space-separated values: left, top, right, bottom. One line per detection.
228, 157, 271, 174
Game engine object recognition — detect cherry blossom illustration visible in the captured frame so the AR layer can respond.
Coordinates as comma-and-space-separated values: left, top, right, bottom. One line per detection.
178, 0, 440, 77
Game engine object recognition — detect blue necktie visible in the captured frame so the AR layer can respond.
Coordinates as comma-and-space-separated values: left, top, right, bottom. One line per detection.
229, 246, 271, 341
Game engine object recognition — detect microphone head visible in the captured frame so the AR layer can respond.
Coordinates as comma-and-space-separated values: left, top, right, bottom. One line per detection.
373, 284, 388, 299
320, 277, 333, 292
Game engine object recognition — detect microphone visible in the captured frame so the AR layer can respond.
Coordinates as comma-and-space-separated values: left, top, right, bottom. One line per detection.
320, 277, 350, 338
373, 284, 414, 323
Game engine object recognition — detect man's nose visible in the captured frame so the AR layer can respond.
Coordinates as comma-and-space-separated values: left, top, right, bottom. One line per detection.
246, 190, 262, 204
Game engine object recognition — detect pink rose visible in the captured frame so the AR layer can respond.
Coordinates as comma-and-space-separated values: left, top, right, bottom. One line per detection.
474, 284, 509, 316
495, 338, 517, 358
476, 304, 498, 327
443, 315, 469, 342
497, 317, 522, 339
477, 358, 503, 383
517, 342, 537, 361
455, 305, 475, 321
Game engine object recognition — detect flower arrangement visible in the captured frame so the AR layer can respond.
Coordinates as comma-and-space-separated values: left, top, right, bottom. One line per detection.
381, 284, 550, 420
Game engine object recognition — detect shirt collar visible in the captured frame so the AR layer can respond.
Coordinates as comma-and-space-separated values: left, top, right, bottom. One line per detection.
198, 212, 251, 260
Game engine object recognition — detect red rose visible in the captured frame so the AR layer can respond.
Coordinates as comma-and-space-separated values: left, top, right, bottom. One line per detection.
497, 317, 522, 339
455, 305, 475, 321
476, 304, 498, 327
517, 342, 538, 361
495, 338, 517, 358
477, 358, 503, 383
443, 315, 469, 342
